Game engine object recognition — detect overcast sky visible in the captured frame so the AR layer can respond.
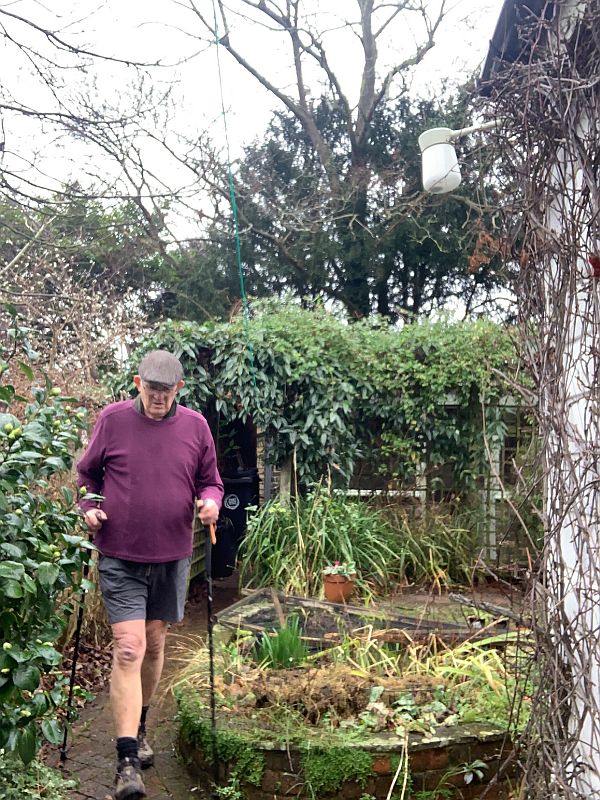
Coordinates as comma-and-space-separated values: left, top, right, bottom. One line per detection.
0, 0, 505, 212
83, 0, 506, 146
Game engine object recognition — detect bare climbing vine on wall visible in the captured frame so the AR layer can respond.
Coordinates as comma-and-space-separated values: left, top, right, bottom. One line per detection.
482, 0, 600, 796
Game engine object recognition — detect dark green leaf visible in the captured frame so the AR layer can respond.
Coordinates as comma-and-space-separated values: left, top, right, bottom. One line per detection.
13, 663, 41, 691
41, 718, 63, 744
8, 450, 44, 462
0, 543, 24, 559
17, 724, 37, 764
31, 644, 61, 665
0, 561, 25, 580
21, 574, 37, 595
17, 361, 34, 380
30, 692, 49, 715
62, 486, 74, 505
3, 580, 23, 598
45, 456, 67, 470
0, 385, 15, 403
37, 563, 60, 587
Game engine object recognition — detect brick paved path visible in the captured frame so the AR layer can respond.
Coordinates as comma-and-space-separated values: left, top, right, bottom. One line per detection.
51, 577, 239, 800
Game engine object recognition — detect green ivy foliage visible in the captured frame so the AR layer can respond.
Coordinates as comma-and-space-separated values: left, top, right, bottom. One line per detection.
0, 306, 92, 764
0, 750, 77, 799
114, 302, 519, 486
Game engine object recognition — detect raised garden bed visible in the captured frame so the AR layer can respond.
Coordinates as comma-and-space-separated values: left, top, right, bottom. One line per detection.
214, 588, 508, 650
177, 591, 527, 799
179, 708, 517, 800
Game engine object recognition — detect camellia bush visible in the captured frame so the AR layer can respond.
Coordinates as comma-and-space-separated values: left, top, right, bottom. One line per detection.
0, 306, 92, 764
114, 301, 521, 490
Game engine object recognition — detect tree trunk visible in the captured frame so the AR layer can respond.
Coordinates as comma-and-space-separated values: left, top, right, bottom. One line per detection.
339, 183, 371, 318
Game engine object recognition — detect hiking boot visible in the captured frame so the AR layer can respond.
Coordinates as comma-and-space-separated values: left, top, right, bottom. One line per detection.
114, 757, 146, 800
137, 730, 154, 769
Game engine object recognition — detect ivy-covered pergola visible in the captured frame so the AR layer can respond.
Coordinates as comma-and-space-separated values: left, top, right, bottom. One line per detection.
116, 302, 521, 499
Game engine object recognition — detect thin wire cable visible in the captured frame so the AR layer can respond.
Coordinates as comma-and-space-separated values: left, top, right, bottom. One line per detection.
211, 3, 256, 387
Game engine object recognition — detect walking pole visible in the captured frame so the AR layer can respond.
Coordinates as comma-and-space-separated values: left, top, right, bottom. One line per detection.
205, 522, 219, 784
60, 555, 91, 762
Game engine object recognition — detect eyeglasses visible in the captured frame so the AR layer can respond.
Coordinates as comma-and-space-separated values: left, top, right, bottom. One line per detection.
142, 381, 177, 396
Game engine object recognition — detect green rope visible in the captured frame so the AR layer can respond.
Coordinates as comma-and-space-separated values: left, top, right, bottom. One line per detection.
211, 3, 256, 388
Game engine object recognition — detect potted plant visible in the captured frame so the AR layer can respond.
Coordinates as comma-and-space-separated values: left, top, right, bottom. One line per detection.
322, 561, 357, 603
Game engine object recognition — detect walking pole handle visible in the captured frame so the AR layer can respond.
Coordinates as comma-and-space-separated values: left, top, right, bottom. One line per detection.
209, 522, 217, 545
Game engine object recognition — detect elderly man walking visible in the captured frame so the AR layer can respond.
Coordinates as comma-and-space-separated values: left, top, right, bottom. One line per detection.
77, 350, 223, 800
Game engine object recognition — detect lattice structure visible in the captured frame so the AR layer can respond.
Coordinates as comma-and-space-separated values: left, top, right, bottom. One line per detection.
482, 1, 600, 795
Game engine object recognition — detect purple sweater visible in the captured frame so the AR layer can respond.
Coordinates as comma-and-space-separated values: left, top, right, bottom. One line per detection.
76, 400, 223, 562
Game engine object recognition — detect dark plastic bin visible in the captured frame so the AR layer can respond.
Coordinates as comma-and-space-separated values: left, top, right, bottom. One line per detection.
211, 516, 237, 578
221, 468, 260, 547
189, 468, 260, 584
189, 516, 238, 580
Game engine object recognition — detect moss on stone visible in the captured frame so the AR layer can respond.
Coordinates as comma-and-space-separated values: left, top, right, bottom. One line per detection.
177, 690, 265, 786
300, 746, 374, 797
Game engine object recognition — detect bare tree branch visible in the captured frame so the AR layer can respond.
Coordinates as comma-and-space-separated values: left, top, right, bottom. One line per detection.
0, 213, 56, 279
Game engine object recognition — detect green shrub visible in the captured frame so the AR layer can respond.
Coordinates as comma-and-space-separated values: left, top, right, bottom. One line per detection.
238, 483, 401, 596
0, 751, 77, 799
0, 306, 92, 763
116, 305, 518, 488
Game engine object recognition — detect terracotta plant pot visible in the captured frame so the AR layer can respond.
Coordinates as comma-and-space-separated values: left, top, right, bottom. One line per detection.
323, 573, 356, 603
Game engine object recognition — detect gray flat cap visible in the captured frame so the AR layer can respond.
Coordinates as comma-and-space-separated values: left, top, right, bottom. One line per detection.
138, 350, 184, 386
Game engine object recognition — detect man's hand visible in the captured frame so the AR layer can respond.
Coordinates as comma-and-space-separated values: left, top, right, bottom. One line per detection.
196, 498, 219, 526
84, 508, 107, 531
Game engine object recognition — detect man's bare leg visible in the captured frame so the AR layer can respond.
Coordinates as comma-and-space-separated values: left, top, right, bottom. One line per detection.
111, 619, 146, 737
136, 620, 168, 770
111, 620, 147, 799
141, 620, 168, 705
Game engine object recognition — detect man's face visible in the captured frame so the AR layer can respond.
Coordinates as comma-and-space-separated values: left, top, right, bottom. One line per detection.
133, 375, 184, 420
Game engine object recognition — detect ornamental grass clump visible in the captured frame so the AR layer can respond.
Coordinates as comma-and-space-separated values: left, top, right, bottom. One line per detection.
381, 505, 482, 588
254, 616, 309, 669
325, 630, 533, 737
238, 483, 400, 597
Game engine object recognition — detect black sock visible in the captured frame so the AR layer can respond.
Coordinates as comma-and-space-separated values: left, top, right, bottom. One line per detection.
139, 705, 149, 733
116, 736, 138, 762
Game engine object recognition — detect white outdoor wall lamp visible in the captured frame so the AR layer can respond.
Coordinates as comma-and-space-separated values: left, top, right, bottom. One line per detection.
418, 120, 499, 194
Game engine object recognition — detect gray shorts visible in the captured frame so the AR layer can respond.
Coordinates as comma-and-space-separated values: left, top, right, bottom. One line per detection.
98, 555, 191, 625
